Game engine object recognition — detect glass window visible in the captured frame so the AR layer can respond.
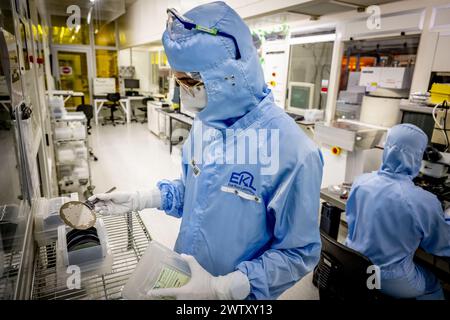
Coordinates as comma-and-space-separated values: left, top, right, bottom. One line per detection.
51, 15, 90, 45
287, 42, 334, 110
94, 21, 116, 47
335, 35, 420, 120
95, 49, 118, 90
57, 51, 90, 107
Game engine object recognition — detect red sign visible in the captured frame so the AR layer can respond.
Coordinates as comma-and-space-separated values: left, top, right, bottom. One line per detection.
60, 66, 72, 75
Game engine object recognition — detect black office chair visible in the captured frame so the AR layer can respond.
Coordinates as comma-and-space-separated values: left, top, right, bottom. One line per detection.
76, 103, 93, 134
76, 103, 98, 161
313, 231, 387, 301
102, 93, 125, 126
137, 97, 154, 124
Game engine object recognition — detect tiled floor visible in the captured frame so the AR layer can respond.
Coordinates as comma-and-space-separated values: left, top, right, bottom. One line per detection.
89, 122, 319, 300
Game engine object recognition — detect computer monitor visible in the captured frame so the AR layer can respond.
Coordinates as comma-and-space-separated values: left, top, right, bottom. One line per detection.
286, 82, 315, 115
124, 78, 140, 90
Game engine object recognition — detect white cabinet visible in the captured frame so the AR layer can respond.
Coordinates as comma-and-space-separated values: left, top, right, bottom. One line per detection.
433, 34, 450, 72
147, 101, 170, 139
147, 101, 159, 135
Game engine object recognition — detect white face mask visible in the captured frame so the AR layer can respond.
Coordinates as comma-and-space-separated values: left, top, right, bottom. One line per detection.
180, 85, 207, 113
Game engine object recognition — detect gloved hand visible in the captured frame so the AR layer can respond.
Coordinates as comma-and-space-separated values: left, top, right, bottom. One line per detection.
88, 189, 161, 215
147, 254, 250, 300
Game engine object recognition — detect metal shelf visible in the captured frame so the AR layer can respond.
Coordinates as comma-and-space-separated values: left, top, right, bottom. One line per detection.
31, 213, 151, 300
0, 250, 23, 300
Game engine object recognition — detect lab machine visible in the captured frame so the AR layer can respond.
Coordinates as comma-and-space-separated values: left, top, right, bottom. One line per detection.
315, 120, 385, 187
414, 147, 450, 210
262, 40, 289, 109
399, 100, 450, 210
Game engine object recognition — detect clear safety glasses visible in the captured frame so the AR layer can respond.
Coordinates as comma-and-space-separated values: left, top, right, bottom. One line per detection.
174, 72, 204, 97
166, 8, 241, 60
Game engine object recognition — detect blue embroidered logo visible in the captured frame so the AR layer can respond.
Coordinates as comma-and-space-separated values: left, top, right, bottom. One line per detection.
229, 171, 256, 194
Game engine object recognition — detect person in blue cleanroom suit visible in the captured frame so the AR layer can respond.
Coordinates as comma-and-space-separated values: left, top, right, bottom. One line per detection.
345, 123, 450, 300
89, 1, 323, 300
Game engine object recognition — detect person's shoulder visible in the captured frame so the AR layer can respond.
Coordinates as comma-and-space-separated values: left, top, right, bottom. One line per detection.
406, 183, 442, 209
352, 172, 376, 187
261, 105, 318, 152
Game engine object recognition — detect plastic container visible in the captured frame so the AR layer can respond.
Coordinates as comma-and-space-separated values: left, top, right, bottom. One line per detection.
48, 96, 67, 119
73, 160, 89, 180
56, 218, 113, 280
34, 195, 76, 246
74, 145, 88, 159
54, 122, 86, 141
57, 148, 77, 163
121, 241, 191, 300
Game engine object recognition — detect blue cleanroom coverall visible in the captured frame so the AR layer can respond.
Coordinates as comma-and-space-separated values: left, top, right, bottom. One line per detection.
345, 124, 450, 299
158, 1, 324, 299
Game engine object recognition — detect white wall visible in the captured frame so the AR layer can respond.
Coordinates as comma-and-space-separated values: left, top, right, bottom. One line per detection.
118, 48, 131, 66
118, 48, 154, 93
131, 49, 153, 93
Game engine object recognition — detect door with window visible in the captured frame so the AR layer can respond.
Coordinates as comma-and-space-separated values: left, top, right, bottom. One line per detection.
53, 48, 92, 109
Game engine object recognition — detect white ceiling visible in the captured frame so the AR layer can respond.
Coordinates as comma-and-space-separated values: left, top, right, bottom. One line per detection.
245, 0, 402, 29
285, 0, 401, 18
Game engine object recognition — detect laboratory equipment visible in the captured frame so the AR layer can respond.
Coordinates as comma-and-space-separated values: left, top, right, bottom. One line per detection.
409, 92, 430, 105
359, 67, 413, 90
286, 82, 315, 116
413, 145, 450, 208
315, 121, 385, 187
429, 83, 450, 105
122, 241, 191, 300
262, 41, 289, 108
399, 100, 435, 141
402, 99, 450, 149
59, 187, 116, 230
56, 218, 113, 278
359, 88, 408, 128
421, 149, 450, 179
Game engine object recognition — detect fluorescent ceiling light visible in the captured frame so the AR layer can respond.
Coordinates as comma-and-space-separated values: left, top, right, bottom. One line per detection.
87, 7, 93, 24
289, 33, 336, 45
